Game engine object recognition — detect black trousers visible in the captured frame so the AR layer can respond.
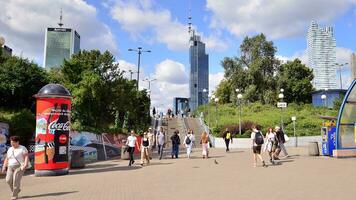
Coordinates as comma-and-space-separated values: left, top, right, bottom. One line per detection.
128, 147, 135, 165
225, 139, 230, 151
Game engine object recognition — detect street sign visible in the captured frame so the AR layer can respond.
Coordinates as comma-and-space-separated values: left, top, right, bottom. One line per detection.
277, 102, 287, 108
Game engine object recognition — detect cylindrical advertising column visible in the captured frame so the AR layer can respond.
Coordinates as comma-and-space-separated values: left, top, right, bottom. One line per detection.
34, 84, 72, 176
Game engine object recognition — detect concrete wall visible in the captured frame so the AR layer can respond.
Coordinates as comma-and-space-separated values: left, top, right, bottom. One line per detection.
213, 136, 322, 149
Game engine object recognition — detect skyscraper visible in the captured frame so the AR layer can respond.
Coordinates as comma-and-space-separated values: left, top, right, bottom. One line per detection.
189, 30, 209, 111
43, 10, 80, 69
307, 21, 337, 90
351, 53, 356, 80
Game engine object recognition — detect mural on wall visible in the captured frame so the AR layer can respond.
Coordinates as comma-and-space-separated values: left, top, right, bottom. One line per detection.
0, 122, 9, 168
70, 131, 126, 161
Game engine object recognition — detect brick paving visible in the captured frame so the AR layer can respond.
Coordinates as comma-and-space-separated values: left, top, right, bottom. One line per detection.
1, 147, 356, 200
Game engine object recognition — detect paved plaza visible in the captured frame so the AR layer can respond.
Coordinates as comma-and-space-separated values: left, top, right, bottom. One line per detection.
1, 147, 356, 200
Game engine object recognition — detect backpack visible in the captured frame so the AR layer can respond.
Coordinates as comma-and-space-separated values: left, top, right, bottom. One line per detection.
185, 135, 192, 145
255, 131, 264, 145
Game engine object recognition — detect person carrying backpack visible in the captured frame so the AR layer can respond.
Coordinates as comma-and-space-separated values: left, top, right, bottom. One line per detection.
251, 125, 266, 168
222, 128, 233, 152
184, 131, 194, 158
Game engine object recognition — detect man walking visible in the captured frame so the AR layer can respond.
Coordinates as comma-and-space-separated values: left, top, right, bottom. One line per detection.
156, 127, 166, 160
147, 127, 154, 159
251, 125, 266, 167
222, 128, 233, 152
126, 131, 140, 166
275, 126, 289, 159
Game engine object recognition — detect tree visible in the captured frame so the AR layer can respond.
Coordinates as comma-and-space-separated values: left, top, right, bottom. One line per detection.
277, 59, 314, 103
0, 55, 49, 110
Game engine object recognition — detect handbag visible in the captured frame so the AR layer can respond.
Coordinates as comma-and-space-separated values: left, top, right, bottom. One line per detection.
284, 134, 290, 142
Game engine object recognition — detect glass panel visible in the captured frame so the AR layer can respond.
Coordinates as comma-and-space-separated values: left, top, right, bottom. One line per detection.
339, 125, 356, 148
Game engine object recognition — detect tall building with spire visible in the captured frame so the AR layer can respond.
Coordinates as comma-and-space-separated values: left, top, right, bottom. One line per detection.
44, 9, 80, 69
351, 53, 356, 80
188, 14, 209, 111
307, 21, 337, 90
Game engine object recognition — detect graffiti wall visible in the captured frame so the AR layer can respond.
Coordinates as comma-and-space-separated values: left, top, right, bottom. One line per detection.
0, 122, 9, 168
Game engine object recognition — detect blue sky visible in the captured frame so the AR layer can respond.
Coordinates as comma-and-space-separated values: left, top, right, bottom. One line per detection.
0, 0, 355, 109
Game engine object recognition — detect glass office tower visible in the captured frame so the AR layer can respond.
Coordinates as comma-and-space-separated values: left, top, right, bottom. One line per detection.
189, 31, 209, 111
44, 28, 80, 69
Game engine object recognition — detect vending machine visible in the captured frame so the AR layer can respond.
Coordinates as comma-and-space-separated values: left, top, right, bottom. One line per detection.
321, 126, 336, 156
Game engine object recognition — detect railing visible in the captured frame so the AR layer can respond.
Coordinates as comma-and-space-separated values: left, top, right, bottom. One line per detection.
199, 113, 215, 147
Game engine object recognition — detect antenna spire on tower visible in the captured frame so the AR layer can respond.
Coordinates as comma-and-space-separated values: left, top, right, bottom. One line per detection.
58, 8, 64, 27
188, 0, 192, 35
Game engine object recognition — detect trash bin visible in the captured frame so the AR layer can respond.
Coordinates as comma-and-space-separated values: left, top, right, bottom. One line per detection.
121, 145, 130, 160
70, 150, 85, 169
34, 84, 72, 176
308, 142, 320, 156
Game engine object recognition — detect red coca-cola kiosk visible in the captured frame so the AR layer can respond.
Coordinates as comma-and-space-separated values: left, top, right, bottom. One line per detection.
34, 84, 71, 176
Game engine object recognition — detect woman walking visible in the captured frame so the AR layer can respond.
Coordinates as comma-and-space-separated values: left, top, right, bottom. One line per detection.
140, 132, 150, 166
170, 130, 180, 159
2, 136, 29, 200
184, 130, 194, 158
126, 131, 140, 166
251, 126, 266, 168
265, 128, 278, 164
200, 132, 210, 159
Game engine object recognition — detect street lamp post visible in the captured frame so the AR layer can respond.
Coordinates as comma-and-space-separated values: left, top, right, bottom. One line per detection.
128, 70, 138, 81
128, 47, 151, 90
214, 97, 219, 127
236, 88, 243, 135
335, 63, 348, 89
143, 78, 157, 90
279, 89, 285, 130
321, 94, 327, 107
202, 88, 208, 118
291, 116, 297, 147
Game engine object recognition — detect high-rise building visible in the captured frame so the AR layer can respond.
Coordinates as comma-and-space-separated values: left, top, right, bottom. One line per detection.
189, 30, 209, 111
43, 28, 80, 69
351, 53, 356, 80
43, 10, 80, 69
1, 45, 12, 57
307, 21, 337, 90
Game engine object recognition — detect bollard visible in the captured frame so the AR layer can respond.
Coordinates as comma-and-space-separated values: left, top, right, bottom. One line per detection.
308, 142, 320, 156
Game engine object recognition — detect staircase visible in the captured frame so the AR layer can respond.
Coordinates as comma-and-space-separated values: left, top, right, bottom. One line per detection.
184, 117, 205, 148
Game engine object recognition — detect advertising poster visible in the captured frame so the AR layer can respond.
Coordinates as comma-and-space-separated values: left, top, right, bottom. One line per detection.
0, 122, 9, 168
35, 98, 71, 170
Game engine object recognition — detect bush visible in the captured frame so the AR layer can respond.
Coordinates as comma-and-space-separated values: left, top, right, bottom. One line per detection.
9, 109, 35, 146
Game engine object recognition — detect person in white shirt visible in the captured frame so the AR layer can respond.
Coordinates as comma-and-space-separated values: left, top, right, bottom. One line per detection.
147, 128, 154, 160
184, 130, 194, 158
2, 136, 29, 200
156, 127, 166, 160
251, 126, 266, 168
126, 131, 140, 166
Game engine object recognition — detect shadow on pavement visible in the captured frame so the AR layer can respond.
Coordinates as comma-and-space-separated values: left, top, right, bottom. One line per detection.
20, 191, 78, 199
69, 166, 141, 175
227, 150, 245, 154
145, 162, 173, 166
84, 164, 117, 169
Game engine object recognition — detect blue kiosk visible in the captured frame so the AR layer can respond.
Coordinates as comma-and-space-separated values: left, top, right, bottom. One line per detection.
333, 79, 356, 157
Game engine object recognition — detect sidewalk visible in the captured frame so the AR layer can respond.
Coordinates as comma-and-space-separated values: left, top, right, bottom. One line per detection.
0, 147, 356, 200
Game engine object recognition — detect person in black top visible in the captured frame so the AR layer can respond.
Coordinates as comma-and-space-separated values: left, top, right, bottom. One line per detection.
222, 128, 233, 152
170, 130, 180, 159
140, 132, 150, 166
275, 126, 289, 159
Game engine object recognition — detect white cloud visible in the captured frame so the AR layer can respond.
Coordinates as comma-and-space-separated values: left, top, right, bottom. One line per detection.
209, 72, 224, 93
110, 0, 227, 51
206, 0, 355, 39
0, 0, 117, 65
155, 59, 188, 84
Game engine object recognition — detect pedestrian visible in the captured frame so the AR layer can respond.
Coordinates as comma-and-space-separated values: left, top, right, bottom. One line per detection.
200, 132, 210, 159
251, 125, 266, 167
126, 131, 140, 166
140, 132, 150, 166
275, 126, 289, 159
170, 130, 180, 159
190, 129, 196, 149
222, 128, 233, 152
264, 128, 278, 164
147, 128, 154, 159
156, 127, 166, 160
184, 130, 194, 158
2, 136, 29, 200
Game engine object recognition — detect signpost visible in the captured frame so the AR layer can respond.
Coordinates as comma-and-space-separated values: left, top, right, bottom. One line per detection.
277, 102, 287, 108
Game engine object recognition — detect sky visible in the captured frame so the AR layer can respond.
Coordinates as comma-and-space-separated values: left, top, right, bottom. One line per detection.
0, 0, 356, 111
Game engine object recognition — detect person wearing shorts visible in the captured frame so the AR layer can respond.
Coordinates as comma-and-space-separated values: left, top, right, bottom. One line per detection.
251, 125, 266, 168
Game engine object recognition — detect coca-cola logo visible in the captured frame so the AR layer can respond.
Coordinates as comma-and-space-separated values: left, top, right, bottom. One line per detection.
48, 119, 70, 132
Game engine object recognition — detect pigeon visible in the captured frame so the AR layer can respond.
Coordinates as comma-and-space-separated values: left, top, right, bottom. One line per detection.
214, 159, 219, 165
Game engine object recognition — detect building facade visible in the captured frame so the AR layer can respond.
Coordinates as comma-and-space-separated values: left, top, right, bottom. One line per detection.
189, 31, 209, 111
351, 53, 356, 80
44, 27, 80, 69
307, 21, 337, 90
1, 45, 12, 57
